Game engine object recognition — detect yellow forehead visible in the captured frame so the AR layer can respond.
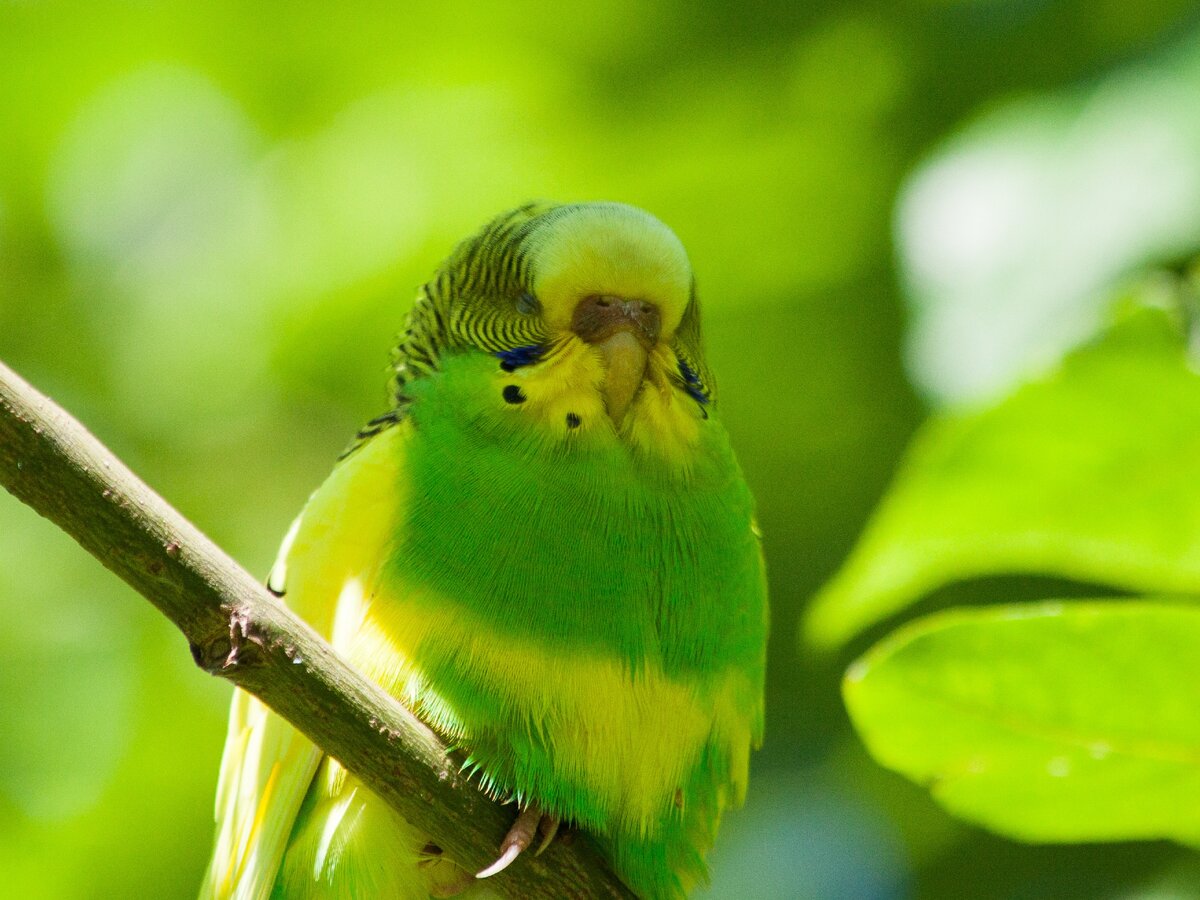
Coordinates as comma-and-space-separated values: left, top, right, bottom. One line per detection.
529, 204, 692, 336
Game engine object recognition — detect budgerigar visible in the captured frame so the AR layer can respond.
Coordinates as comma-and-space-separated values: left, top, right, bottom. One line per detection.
200, 201, 768, 899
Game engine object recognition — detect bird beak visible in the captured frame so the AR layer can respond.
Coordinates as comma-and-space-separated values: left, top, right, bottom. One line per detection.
571, 295, 661, 428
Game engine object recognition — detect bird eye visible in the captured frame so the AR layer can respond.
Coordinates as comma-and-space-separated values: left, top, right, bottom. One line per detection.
516, 292, 541, 315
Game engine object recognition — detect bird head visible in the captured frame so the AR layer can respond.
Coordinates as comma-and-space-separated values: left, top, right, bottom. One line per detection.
391, 202, 712, 438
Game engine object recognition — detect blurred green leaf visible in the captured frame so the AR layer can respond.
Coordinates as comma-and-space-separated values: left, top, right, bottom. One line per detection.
844, 601, 1200, 846
896, 31, 1200, 407
807, 301, 1200, 647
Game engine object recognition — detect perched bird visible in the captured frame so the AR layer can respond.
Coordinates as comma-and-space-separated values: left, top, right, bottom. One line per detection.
200, 201, 768, 899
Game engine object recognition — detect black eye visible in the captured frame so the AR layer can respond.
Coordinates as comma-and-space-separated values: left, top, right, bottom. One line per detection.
516, 292, 540, 315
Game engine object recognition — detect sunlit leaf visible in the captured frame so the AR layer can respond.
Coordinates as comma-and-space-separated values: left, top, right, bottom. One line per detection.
897, 29, 1200, 407
844, 601, 1200, 845
806, 303, 1200, 647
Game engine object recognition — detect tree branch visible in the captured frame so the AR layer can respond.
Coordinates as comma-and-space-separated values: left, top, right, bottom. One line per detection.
0, 358, 631, 899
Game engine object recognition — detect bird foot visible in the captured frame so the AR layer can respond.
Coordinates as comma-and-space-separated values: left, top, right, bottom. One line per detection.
476, 805, 561, 879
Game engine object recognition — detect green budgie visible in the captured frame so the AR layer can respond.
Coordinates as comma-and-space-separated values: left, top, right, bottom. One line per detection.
200, 201, 768, 899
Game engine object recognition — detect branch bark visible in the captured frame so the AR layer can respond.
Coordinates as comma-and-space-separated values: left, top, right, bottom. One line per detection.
0, 358, 632, 899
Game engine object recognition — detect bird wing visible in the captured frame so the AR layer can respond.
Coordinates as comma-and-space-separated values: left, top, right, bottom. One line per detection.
199, 423, 408, 900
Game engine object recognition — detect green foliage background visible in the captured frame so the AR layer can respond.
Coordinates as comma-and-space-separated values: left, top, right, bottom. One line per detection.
4, 2, 1200, 898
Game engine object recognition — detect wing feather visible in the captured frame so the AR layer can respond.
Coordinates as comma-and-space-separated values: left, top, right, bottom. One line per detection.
199, 423, 408, 899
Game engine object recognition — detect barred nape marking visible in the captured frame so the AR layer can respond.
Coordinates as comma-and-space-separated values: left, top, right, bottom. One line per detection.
337, 206, 552, 459
340, 408, 404, 460
388, 203, 552, 409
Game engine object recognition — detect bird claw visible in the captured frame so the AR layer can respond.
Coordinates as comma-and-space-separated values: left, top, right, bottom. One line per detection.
534, 816, 560, 856
476, 805, 561, 879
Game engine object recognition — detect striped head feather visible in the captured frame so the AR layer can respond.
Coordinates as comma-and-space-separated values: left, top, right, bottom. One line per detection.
350, 202, 716, 454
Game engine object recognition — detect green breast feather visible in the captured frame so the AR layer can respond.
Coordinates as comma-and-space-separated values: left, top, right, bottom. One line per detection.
375, 349, 767, 897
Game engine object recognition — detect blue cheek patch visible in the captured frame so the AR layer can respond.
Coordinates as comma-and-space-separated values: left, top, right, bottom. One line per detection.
678, 360, 709, 405
495, 345, 546, 372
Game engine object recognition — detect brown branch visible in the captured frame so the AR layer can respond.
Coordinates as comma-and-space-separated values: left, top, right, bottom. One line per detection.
0, 358, 632, 899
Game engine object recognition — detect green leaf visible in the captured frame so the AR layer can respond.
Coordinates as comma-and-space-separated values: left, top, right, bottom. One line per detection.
844, 600, 1200, 845
806, 306, 1200, 647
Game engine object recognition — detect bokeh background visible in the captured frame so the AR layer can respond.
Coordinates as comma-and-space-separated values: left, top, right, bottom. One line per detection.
4, 2, 1200, 898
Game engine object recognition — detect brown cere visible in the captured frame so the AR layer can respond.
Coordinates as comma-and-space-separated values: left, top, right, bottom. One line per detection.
571, 294, 660, 348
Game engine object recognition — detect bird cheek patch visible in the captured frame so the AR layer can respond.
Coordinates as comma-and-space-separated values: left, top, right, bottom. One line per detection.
492, 342, 608, 441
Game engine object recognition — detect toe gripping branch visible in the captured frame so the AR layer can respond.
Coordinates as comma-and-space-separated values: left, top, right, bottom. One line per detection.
476, 805, 562, 879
